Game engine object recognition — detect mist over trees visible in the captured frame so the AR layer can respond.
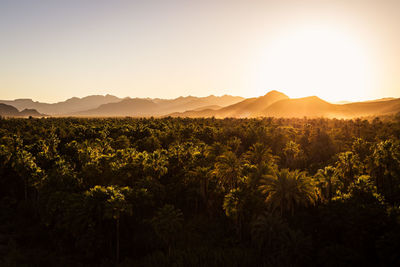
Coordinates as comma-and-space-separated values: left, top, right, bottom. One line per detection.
0, 116, 400, 266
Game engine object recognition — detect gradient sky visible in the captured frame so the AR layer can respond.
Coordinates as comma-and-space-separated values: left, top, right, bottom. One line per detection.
1, 0, 399, 103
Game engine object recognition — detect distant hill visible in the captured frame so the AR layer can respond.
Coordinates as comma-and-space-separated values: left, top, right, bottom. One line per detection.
0, 103, 20, 116
1, 94, 244, 117
170, 90, 288, 118
343, 98, 400, 117
2, 91, 399, 118
260, 96, 349, 118
170, 91, 400, 119
19, 109, 43, 117
216, 90, 289, 118
192, 105, 221, 111
0, 103, 43, 117
77, 98, 159, 117
74, 95, 244, 117
0, 94, 122, 115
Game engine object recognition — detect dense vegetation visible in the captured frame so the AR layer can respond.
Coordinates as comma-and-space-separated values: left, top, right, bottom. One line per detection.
1, 116, 400, 266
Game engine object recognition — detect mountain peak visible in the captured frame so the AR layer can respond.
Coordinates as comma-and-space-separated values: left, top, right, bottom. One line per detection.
263, 90, 289, 99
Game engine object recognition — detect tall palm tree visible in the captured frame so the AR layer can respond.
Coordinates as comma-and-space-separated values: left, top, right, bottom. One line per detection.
283, 141, 302, 169
335, 151, 360, 192
315, 166, 336, 203
244, 143, 277, 189
259, 169, 316, 216
245, 143, 276, 167
151, 204, 183, 256
213, 151, 241, 191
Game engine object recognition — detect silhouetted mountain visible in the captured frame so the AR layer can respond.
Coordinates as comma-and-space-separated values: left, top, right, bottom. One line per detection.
260, 96, 349, 118
192, 105, 221, 111
0, 94, 121, 115
77, 98, 159, 117
150, 95, 244, 114
343, 98, 400, 117
216, 90, 289, 117
74, 95, 244, 116
1, 94, 243, 116
3, 91, 399, 118
0, 103, 20, 116
170, 90, 289, 118
0, 103, 43, 117
19, 109, 43, 117
170, 91, 400, 119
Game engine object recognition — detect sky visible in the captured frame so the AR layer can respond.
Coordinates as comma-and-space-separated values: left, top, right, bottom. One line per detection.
0, 0, 399, 103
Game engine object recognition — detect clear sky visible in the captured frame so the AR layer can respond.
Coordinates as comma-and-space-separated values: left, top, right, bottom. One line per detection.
0, 0, 399, 103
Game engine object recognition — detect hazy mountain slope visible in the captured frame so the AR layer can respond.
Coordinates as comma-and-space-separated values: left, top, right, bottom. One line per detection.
0, 103, 20, 116
223, 90, 289, 117
192, 105, 221, 111
260, 97, 400, 118
260, 96, 350, 118
343, 98, 400, 117
169, 90, 289, 118
172, 93, 400, 119
154, 95, 244, 113
76, 98, 159, 116
0, 103, 43, 117
0, 94, 243, 116
76, 95, 244, 116
0, 94, 121, 115
19, 109, 43, 117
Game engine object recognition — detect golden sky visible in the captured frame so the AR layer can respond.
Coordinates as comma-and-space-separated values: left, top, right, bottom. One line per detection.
0, 0, 399, 103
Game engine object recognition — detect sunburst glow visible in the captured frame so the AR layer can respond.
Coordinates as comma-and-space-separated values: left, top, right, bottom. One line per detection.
253, 25, 376, 102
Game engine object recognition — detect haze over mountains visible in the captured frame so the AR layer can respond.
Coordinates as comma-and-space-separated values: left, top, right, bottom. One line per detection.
1, 91, 399, 118
170, 91, 400, 119
0, 103, 42, 117
0, 94, 244, 117
0, 95, 121, 115
77, 95, 244, 117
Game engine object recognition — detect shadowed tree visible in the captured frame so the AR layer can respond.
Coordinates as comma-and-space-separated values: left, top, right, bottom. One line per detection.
213, 151, 241, 191
188, 166, 211, 212
335, 151, 360, 192
283, 141, 302, 170
243, 143, 278, 193
315, 166, 337, 203
259, 169, 316, 216
151, 204, 183, 256
371, 140, 400, 202
86, 186, 133, 263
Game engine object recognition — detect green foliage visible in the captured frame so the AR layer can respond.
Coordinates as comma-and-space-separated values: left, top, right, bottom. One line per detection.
151, 204, 183, 252
259, 169, 317, 216
0, 116, 399, 265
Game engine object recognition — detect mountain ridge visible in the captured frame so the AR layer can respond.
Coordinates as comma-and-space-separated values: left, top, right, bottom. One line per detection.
0, 103, 43, 117
1, 91, 399, 118
169, 91, 400, 119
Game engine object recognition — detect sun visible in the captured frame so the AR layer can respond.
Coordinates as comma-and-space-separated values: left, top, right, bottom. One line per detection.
253, 25, 376, 102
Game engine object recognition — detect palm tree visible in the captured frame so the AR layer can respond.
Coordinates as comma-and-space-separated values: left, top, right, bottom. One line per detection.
259, 169, 316, 216
315, 166, 336, 203
188, 166, 211, 211
213, 151, 241, 191
335, 151, 360, 192
283, 141, 301, 169
245, 143, 277, 168
87, 186, 132, 263
244, 143, 277, 190
151, 204, 183, 256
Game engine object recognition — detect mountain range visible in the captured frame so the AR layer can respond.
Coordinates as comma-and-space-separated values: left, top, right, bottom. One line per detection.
76, 95, 244, 117
0, 94, 244, 117
169, 91, 400, 119
0, 103, 43, 117
1, 91, 399, 118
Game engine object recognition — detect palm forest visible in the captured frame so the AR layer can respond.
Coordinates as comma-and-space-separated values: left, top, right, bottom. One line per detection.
1, 115, 400, 266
